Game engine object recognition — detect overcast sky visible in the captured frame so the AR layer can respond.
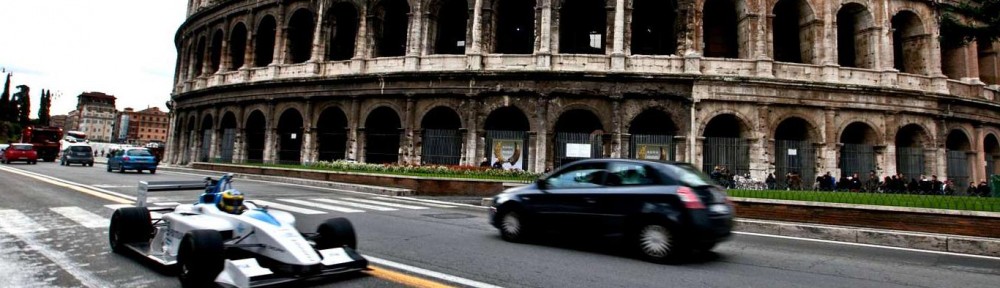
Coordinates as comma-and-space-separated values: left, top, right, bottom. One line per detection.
0, 0, 185, 116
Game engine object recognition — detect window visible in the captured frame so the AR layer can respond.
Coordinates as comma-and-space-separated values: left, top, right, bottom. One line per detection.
127, 149, 153, 157
607, 162, 660, 186
545, 162, 608, 189
662, 163, 716, 187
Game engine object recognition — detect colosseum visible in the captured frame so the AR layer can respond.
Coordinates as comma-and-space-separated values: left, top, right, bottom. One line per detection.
167, 0, 1000, 191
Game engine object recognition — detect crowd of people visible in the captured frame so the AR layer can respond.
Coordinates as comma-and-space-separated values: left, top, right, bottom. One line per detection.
759, 170, 994, 196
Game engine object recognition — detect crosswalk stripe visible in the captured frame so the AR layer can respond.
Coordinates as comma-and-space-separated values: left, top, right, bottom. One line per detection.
276, 199, 366, 213
340, 197, 430, 210
103, 204, 164, 219
252, 200, 328, 215
372, 196, 457, 208
0, 209, 48, 235
50, 207, 109, 228
311, 198, 397, 211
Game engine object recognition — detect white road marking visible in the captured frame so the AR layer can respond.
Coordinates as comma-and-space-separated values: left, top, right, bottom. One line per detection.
372, 196, 457, 208
0, 166, 134, 204
49, 207, 109, 228
0, 210, 48, 235
311, 198, 397, 211
251, 200, 328, 215
340, 197, 430, 209
275, 199, 365, 213
735, 231, 1000, 261
0, 214, 114, 288
366, 256, 504, 288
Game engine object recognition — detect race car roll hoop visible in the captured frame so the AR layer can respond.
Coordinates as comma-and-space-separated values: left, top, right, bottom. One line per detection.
110, 173, 368, 288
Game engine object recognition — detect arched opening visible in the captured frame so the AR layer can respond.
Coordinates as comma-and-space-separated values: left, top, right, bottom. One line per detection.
484, 106, 531, 170
630, 0, 677, 55
839, 122, 878, 180
373, 0, 410, 57
772, 0, 815, 64
836, 3, 874, 68
195, 37, 207, 76
891, 11, 928, 75
327, 2, 359, 61
254, 16, 277, 67
558, 0, 606, 54
184, 116, 197, 164
774, 117, 816, 190
245, 110, 267, 163
946, 130, 972, 192
628, 109, 678, 161
287, 9, 316, 64
199, 115, 214, 162
431, 0, 468, 55
553, 109, 604, 167
316, 107, 349, 162
985, 134, 1000, 180
702, 114, 749, 184
364, 107, 402, 164
210, 30, 224, 73
277, 109, 304, 164
420, 106, 463, 165
702, 0, 739, 58
980, 41, 999, 85
219, 112, 237, 163
230, 23, 248, 69
493, 0, 535, 54
895, 124, 928, 183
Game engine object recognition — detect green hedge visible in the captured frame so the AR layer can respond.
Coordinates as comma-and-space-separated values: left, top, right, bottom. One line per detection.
729, 189, 1000, 212
242, 160, 541, 182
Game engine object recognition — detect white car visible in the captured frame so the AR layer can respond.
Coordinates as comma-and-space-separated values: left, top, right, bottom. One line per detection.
109, 174, 367, 288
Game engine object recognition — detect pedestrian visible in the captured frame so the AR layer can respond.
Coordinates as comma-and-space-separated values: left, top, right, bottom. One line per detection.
479, 157, 490, 168
766, 173, 777, 190
492, 159, 503, 169
977, 180, 990, 197
967, 181, 977, 196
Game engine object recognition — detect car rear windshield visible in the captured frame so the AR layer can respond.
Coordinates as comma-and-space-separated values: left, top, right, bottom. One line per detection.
70, 146, 92, 152
12, 145, 33, 150
662, 163, 716, 187
126, 149, 153, 156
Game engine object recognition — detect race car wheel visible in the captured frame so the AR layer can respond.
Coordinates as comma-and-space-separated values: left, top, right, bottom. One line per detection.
109, 207, 153, 253
178, 230, 225, 288
315, 218, 357, 250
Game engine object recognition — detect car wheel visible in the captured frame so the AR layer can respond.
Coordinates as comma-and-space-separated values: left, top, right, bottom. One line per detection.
137, 169, 143, 173
634, 223, 682, 263
497, 208, 531, 242
315, 218, 357, 250
119, 165, 125, 173
150, 169, 156, 174
177, 230, 224, 288
60, 159, 65, 166
106, 164, 112, 172
109, 207, 153, 254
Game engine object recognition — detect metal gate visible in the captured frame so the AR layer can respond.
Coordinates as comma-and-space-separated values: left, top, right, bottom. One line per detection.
630, 134, 675, 161
947, 150, 971, 194
775, 140, 815, 190
317, 130, 347, 162
485, 130, 528, 170
245, 129, 266, 164
365, 131, 400, 164
702, 137, 750, 178
839, 144, 875, 177
200, 129, 212, 162
896, 146, 925, 183
421, 129, 462, 165
219, 128, 236, 163
554, 132, 604, 168
988, 155, 998, 180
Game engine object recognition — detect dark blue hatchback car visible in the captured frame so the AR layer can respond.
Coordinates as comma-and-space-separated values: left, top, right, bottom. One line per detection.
490, 159, 733, 262
107, 148, 158, 174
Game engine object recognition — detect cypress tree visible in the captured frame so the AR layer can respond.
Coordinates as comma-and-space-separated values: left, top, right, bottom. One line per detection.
38, 89, 51, 126
0, 73, 10, 122
16, 85, 30, 126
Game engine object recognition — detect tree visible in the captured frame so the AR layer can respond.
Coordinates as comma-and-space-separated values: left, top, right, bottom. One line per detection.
0, 73, 9, 122
14, 85, 30, 126
37, 89, 51, 126
940, 0, 1000, 49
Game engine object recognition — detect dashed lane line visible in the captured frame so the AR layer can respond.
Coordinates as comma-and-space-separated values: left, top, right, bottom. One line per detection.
0, 165, 132, 204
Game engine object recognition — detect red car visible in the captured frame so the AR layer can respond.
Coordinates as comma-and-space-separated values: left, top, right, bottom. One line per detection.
2, 143, 38, 164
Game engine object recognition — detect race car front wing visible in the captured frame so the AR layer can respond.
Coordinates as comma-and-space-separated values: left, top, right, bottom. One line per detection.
215, 246, 368, 288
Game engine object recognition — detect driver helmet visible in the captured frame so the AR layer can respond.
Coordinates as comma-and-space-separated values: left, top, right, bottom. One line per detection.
217, 190, 245, 214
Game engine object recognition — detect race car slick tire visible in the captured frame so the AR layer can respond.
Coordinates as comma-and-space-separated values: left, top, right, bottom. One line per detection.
109, 207, 153, 253
178, 230, 225, 288
315, 218, 357, 250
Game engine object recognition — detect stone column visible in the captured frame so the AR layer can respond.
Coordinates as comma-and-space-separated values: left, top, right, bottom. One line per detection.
208, 107, 221, 161
404, 1, 423, 70
610, 97, 622, 158
272, 4, 287, 65
536, 0, 552, 68
534, 96, 550, 171
757, 104, 772, 173
348, 98, 361, 161
882, 112, 898, 176
822, 108, 839, 177
465, 99, 481, 165
263, 102, 277, 163
243, 18, 255, 70
402, 97, 416, 164
311, 2, 327, 63
219, 19, 232, 72
610, 0, 626, 71
302, 100, 315, 163
165, 112, 179, 164
467, 0, 485, 69
234, 105, 247, 163
974, 125, 986, 183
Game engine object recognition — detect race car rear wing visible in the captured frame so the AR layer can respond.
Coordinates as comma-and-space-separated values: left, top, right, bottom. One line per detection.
136, 180, 209, 207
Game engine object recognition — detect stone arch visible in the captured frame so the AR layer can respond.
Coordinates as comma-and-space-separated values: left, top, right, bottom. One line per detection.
946, 128, 972, 151
946, 128, 973, 191
630, 0, 678, 55
771, 0, 818, 64
286, 8, 316, 64
326, 1, 360, 61
198, 113, 215, 162
699, 111, 752, 138
484, 105, 531, 131
229, 22, 248, 69
217, 111, 239, 163
427, 0, 470, 55
359, 101, 405, 128
773, 116, 819, 188
277, 108, 305, 164
419, 105, 464, 164
552, 107, 606, 166
363, 105, 403, 164
558, 0, 607, 54
891, 10, 929, 75
371, 0, 411, 57
628, 109, 678, 135
244, 109, 268, 162
984, 132, 1000, 179
548, 103, 610, 133
195, 36, 207, 76
838, 119, 882, 145
701, 0, 744, 58
628, 108, 680, 161
316, 105, 350, 161
837, 2, 875, 68
489, 0, 535, 54
478, 96, 538, 132
254, 14, 278, 67
420, 105, 464, 129
312, 101, 352, 128
838, 121, 879, 178
210, 29, 224, 73
274, 102, 308, 128
701, 112, 752, 178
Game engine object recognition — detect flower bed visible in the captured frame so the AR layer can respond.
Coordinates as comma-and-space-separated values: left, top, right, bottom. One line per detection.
275, 161, 541, 182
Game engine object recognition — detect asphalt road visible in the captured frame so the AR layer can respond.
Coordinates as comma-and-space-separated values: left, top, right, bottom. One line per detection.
1, 161, 999, 288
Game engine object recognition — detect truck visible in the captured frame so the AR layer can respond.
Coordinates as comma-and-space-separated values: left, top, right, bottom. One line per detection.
22, 126, 64, 162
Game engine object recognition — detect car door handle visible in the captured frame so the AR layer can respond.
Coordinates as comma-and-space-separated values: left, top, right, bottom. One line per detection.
584, 198, 597, 204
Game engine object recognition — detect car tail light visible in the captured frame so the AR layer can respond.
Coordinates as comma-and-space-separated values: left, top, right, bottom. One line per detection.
123, 156, 131, 162
676, 186, 706, 209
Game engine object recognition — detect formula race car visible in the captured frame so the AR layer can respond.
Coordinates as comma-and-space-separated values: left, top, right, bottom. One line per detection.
109, 173, 368, 288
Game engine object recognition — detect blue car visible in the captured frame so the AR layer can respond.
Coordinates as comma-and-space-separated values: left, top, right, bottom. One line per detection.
107, 148, 158, 174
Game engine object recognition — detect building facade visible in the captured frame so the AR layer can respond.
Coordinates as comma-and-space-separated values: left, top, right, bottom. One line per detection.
132, 107, 170, 144
65, 110, 80, 132
168, 0, 1000, 192
75, 92, 117, 142
50, 115, 68, 130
